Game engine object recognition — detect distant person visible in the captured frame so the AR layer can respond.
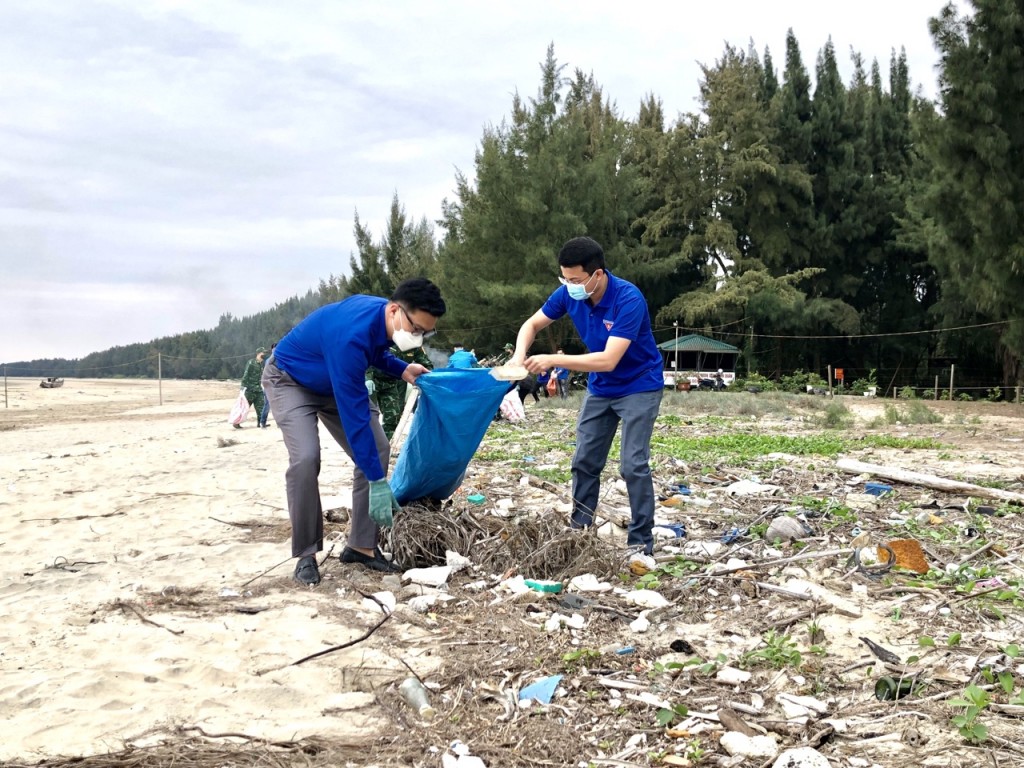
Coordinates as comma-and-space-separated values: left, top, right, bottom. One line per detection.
511, 236, 664, 557
537, 369, 551, 398
259, 343, 277, 427
262, 278, 445, 585
447, 344, 478, 368
553, 351, 570, 399
369, 342, 433, 438
237, 347, 267, 428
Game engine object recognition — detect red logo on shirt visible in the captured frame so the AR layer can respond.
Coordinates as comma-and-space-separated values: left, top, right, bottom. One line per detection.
604, 320, 614, 331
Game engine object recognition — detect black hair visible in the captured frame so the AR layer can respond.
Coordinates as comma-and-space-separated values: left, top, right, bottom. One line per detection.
392, 278, 446, 317
558, 236, 606, 274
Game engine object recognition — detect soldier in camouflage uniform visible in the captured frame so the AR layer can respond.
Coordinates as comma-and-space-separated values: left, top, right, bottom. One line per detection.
240, 347, 268, 428
368, 344, 433, 438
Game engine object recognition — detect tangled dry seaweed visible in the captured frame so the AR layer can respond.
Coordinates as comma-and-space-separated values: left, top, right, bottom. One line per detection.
386, 498, 624, 580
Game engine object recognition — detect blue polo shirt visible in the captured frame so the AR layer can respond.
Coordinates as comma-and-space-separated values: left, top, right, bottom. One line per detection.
541, 271, 663, 398
447, 349, 478, 368
272, 295, 407, 482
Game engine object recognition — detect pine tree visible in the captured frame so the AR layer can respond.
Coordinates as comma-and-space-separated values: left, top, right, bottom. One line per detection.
923, 0, 1024, 378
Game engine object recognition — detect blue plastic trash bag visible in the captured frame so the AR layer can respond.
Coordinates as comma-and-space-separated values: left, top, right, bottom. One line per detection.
391, 369, 513, 504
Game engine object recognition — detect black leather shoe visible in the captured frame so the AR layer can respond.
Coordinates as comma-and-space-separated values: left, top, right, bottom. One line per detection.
293, 555, 321, 585
340, 546, 401, 573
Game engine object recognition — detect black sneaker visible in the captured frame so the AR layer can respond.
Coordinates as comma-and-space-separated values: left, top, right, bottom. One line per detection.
293, 555, 321, 585
340, 546, 401, 573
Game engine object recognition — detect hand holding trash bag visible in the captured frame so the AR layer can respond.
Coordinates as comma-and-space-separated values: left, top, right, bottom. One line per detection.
369, 479, 401, 528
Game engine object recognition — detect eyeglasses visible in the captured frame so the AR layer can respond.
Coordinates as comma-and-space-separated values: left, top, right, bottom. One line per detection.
558, 271, 598, 287
397, 305, 437, 339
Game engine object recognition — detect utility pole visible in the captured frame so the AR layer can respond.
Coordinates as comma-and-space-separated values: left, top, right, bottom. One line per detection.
673, 321, 679, 378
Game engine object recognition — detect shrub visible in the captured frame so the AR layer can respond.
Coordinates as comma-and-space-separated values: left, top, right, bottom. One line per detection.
899, 386, 916, 399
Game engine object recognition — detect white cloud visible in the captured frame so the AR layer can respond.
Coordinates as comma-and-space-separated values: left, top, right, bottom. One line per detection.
0, 0, 944, 361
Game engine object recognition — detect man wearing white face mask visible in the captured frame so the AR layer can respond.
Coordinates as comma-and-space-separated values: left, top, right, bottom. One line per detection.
510, 237, 663, 557
263, 278, 446, 585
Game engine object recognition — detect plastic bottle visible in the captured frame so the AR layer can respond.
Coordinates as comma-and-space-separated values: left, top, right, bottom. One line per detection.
399, 676, 436, 720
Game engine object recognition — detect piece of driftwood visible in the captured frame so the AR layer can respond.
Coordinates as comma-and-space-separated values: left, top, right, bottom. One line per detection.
836, 458, 1024, 504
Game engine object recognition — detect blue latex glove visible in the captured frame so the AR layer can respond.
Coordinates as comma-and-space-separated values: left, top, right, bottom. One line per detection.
368, 479, 401, 528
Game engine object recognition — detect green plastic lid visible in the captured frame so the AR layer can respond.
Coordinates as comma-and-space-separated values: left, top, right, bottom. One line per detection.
525, 579, 563, 593
467, 494, 486, 504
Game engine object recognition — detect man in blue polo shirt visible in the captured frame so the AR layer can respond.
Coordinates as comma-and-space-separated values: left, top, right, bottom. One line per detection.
511, 237, 663, 556
263, 278, 446, 585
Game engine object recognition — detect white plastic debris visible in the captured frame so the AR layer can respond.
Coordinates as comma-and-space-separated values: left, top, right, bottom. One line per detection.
720, 479, 782, 496
445, 550, 472, 572
628, 552, 657, 571
403, 566, 453, 587
720, 732, 779, 759
682, 540, 724, 557
629, 613, 650, 633
770, 747, 830, 768
622, 589, 671, 609
716, 666, 752, 685
776, 692, 828, 715
765, 516, 809, 543
497, 575, 532, 594
442, 740, 488, 768
218, 588, 241, 598
544, 612, 586, 632
407, 594, 438, 613
567, 573, 613, 592
361, 591, 396, 614
712, 557, 751, 573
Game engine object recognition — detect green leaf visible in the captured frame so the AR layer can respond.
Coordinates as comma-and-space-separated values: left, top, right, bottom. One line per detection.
656, 708, 676, 727
946, 632, 962, 647
918, 636, 936, 647
998, 671, 1014, 694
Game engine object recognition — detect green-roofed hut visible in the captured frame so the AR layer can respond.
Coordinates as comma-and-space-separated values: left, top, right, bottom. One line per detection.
657, 334, 740, 388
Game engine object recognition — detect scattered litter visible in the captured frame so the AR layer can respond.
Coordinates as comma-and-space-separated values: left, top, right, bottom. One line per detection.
543, 612, 585, 632
407, 593, 438, 613
716, 666, 752, 685
629, 613, 650, 633
524, 579, 562, 594
567, 573, 613, 592
445, 550, 472, 571
721, 526, 747, 544
652, 523, 687, 539
518, 674, 562, 704
771, 747, 830, 768
845, 492, 879, 510
721, 732, 779, 759
765, 516, 810, 543
403, 566, 453, 587
622, 589, 671, 609
399, 676, 435, 719
442, 740, 487, 768
718, 479, 782, 496
864, 481, 893, 496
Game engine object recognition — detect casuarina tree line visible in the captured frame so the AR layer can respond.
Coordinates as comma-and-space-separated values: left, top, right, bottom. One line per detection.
11, 2, 1024, 395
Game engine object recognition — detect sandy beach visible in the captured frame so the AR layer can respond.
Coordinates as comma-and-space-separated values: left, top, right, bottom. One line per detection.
0, 377, 432, 762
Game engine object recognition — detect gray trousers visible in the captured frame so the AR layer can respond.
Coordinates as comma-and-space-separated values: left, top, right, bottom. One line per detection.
262, 360, 389, 557
570, 388, 662, 554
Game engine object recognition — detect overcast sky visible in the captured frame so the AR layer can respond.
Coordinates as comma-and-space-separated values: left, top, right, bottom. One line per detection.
1, 0, 948, 363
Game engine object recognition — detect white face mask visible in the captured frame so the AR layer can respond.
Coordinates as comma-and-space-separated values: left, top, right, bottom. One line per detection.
562, 271, 599, 301
392, 307, 424, 351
